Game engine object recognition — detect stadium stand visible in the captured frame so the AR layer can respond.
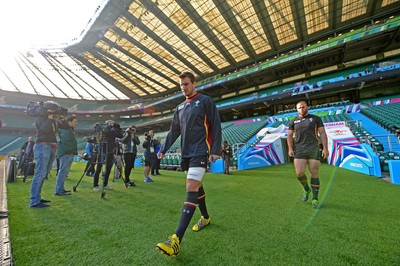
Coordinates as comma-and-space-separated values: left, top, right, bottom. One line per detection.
0, 134, 24, 155
349, 110, 400, 153
0, 113, 35, 130
2, 2, 400, 264
360, 102, 400, 133
221, 118, 269, 145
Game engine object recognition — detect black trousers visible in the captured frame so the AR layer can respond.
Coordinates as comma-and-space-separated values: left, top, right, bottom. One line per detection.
223, 157, 231, 174
124, 153, 137, 183
151, 155, 160, 174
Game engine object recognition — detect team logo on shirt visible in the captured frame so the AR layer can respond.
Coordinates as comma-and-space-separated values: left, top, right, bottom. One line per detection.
309, 118, 313, 122
178, 102, 191, 110
195, 100, 200, 107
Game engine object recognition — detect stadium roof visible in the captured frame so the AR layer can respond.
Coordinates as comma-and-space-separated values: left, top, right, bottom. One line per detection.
1, 0, 400, 101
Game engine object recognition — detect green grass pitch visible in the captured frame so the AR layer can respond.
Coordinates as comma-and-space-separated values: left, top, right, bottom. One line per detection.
6, 162, 400, 265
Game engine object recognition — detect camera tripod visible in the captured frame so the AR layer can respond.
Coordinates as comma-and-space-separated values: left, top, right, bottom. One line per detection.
72, 154, 95, 192
112, 148, 126, 184
112, 142, 137, 188
73, 139, 109, 198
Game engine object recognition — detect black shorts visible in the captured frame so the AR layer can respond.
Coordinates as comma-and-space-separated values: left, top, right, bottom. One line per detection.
144, 154, 155, 166
180, 155, 208, 171
294, 146, 321, 160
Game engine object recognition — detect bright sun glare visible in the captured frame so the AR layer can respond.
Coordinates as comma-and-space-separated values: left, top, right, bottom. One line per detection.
0, 0, 104, 56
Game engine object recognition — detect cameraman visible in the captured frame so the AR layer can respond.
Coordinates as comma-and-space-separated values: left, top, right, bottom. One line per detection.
83, 136, 96, 176
93, 120, 123, 191
55, 115, 78, 195
29, 101, 70, 208
221, 140, 233, 175
121, 125, 140, 187
151, 136, 162, 176
142, 129, 158, 182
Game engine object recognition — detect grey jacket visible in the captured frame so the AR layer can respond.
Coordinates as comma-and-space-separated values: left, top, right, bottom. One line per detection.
122, 132, 140, 154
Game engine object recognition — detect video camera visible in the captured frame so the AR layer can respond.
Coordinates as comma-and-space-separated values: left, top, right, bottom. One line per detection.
126, 126, 136, 134
26, 101, 68, 117
144, 131, 152, 140
93, 122, 121, 142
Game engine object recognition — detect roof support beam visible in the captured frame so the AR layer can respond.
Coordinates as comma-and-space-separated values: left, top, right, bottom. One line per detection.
250, 0, 279, 52
39, 51, 98, 99
98, 40, 174, 90
46, 50, 122, 99
0, 68, 19, 92
367, 0, 380, 17
18, 53, 65, 98
289, 0, 306, 42
69, 55, 138, 99
212, 0, 257, 61
112, 26, 181, 75
329, 0, 342, 31
268, 1, 297, 39
101, 38, 174, 91
93, 48, 149, 95
176, 0, 237, 67
74, 52, 140, 99
139, 0, 219, 73
122, 11, 201, 75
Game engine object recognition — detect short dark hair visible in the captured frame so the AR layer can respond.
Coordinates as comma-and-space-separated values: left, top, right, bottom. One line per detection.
296, 100, 308, 107
179, 71, 195, 83
66, 115, 77, 122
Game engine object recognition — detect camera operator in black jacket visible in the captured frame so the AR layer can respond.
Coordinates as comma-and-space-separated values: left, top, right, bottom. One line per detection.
221, 140, 233, 175
92, 120, 123, 191
121, 125, 140, 187
142, 129, 158, 182
29, 101, 70, 208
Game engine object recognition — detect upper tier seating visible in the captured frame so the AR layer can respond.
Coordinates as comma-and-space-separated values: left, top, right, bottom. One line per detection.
361, 102, 400, 133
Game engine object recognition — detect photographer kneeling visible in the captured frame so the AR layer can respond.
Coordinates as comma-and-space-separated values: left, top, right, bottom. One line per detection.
29, 101, 70, 208
93, 120, 123, 191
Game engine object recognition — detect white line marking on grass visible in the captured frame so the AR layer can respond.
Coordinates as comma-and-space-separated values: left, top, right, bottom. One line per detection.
304, 167, 338, 230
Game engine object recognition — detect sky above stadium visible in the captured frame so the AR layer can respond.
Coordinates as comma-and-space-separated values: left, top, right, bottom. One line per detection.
0, 0, 128, 100
0, 0, 105, 50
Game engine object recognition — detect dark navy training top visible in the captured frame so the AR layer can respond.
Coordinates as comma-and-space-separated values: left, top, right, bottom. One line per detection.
161, 93, 222, 158
289, 114, 324, 152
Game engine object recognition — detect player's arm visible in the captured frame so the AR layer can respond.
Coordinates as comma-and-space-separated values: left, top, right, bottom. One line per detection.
287, 129, 295, 157
318, 126, 329, 158
287, 119, 295, 157
206, 98, 222, 162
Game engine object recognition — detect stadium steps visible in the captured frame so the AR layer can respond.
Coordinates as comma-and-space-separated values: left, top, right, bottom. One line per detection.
348, 112, 400, 153
320, 113, 352, 123
361, 102, 400, 132
0, 136, 23, 156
